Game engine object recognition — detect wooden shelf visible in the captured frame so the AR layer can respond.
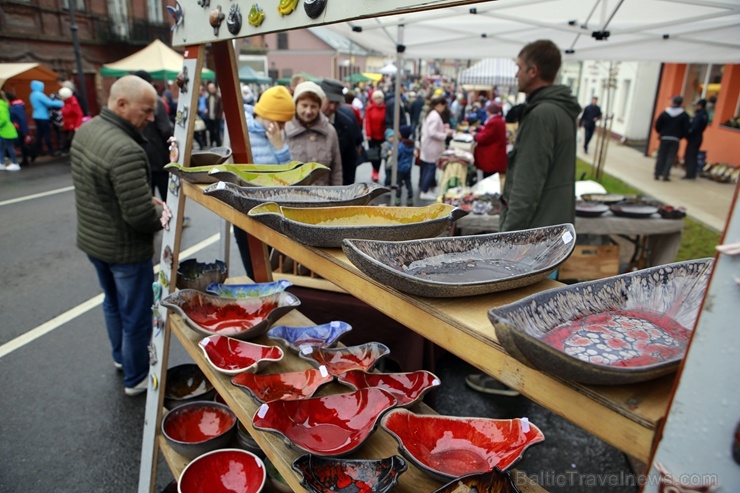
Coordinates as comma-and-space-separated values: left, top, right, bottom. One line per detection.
184, 182, 672, 464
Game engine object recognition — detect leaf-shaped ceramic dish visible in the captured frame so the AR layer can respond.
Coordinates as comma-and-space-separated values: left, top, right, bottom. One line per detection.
433, 469, 521, 493
161, 289, 301, 340
206, 279, 293, 298
292, 454, 408, 493
381, 409, 544, 481
252, 387, 397, 456
342, 224, 576, 298
164, 161, 304, 184
176, 258, 227, 292
298, 342, 391, 376
189, 146, 233, 166
267, 321, 353, 352
198, 335, 284, 375
489, 259, 713, 385
203, 181, 390, 212
337, 370, 441, 408
231, 367, 333, 403
248, 203, 469, 248
209, 162, 330, 187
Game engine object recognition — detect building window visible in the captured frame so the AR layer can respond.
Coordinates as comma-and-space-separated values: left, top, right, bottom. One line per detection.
685, 64, 724, 122
147, 0, 163, 23
62, 0, 85, 11
277, 33, 288, 50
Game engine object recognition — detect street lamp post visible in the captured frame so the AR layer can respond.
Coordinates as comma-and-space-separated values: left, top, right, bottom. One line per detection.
68, 0, 89, 115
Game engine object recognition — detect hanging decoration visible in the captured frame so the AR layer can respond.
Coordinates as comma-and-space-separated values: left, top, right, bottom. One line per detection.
209, 5, 226, 35
304, 0, 327, 19
248, 4, 265, 26
226, 4, 242, 34
176, 67, 189, 94
277, 0, 299, 16
176, 106, 189, 128
166, 1, 184, 31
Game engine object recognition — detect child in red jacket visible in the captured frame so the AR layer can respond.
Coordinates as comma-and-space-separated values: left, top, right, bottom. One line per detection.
59, 87, 84, 153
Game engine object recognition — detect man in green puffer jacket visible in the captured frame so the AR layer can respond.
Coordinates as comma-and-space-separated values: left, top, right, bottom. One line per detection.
71, 75, 172, 396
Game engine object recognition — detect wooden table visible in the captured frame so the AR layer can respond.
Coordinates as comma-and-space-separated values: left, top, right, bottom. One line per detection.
184, 182, 672, 464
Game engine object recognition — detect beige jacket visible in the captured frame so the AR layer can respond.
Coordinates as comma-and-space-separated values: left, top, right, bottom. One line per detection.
285, 113, 343, 186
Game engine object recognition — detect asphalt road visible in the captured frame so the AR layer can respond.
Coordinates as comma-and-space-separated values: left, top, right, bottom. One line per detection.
0, 157, 637, 492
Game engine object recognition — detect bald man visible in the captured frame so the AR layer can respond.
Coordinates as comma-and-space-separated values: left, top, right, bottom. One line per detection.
70, 75, 171, 396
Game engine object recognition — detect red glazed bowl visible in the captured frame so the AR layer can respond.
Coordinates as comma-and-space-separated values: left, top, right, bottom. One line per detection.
380, 408, 544, 481
292, 454, 408, 493
198, 335, 284, 375
298, 342, 390, 376
252, 387, 397, 456
178, 448, 266, 493
231, 367, 333, 403
162, 401, 238, 460
337, 370, 441, 407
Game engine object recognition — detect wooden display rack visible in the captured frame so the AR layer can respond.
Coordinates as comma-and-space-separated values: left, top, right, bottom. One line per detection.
135, 1, 703, 492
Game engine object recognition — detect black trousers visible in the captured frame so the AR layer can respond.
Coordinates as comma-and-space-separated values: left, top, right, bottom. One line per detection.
683, 137, 702, 178
583, 124, 596, 152
654, 139, 679, 179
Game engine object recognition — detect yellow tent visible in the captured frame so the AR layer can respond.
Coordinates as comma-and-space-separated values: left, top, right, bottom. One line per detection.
0, 63, 60, 91
100, 39, 214, 80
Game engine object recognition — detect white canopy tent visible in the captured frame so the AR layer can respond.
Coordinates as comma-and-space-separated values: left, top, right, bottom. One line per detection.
326, 0, 740, 63
458, 58, 518, 89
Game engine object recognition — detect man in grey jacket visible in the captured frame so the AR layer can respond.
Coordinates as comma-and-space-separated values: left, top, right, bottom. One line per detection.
467, 39, 581, 396
70, 75, 171, 396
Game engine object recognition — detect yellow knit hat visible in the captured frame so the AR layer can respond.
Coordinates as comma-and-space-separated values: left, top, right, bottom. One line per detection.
254, 86, 295, 122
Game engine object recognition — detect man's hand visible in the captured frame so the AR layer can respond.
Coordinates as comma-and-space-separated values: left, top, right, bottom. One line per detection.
153, 197, 172, 230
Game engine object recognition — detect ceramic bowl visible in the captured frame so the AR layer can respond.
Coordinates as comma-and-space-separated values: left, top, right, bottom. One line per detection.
178, 448, 266, 493
342, 224, 576, 298
252, 387, 397, 456
231, 367, 333, 403
203, 181, 390, 213
580, 193, 625, 204
609, 203, 659, 218
208, 162, 330, 187
198, 335, 284, 375
298, 342, 391, 377
161, 289, 301, 340
164, 363, 216, 409
176, 259, 227, 292
248, 202, 469, 248
489, 258, 713, 385
189, 146, 233, 166
575, 201, 610, 217
236, 420, 265, 459
292, 454, 408, 493
433, 469, 521, 493
380, 408, 544, 481
206, 279, 293, 299
164, 161, 303, 184
161, 401, 237, 459
337, 370, 441, 408
267, 321, 353, 352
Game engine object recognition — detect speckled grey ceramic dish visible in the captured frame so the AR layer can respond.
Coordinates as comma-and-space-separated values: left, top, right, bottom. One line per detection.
189, 146, 233, 166
342, 224, 576, 298
176, 258, 227, 292
489, 258, 713, 385
203, 181, 390, 213
161, 289, 301, 340
163, 161, 304, 185
208, 162, 330, 187
248, 202, 468, 248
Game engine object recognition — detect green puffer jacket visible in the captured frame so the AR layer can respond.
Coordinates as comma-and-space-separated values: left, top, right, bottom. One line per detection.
500, 85, 581, 232
71, 108, 163, 264
0, 99, 19, 140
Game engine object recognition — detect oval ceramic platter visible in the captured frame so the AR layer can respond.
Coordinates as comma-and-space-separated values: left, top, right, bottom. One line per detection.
198, 335, 284, 375
206, 279, 293, 298
164, 161, 304, 184
208, 162, 330, 187
342, 224, 576, 298
189, 146, 233, 166
203, 181, 390, 213
488, 258, 713, 385
380, 409, 544, 482
161, 289, 301, 340
267, 321, 353, 352
609, 203, 659, 219
231, 367, 333, 404
252, 387, 397, 457
337, 370, 441, 408
292, 454, 408, 493
248, 202, 469, 248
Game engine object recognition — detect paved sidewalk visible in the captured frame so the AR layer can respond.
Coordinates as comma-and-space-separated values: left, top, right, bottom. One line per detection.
577, 141, 737, 232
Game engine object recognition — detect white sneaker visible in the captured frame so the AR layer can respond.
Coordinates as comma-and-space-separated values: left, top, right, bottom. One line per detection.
5, 163, 21, 171
124, 376, 149, 396
419, 191, 437, 201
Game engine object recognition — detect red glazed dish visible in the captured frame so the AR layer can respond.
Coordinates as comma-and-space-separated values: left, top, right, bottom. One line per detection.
380, 408, 544, 481
337, 370, 441, 407
178, 448, 266, 493
198, 335, 284, 375
252, 387, 397, 456
231, 368, 333, 403
298, 342, 390, 376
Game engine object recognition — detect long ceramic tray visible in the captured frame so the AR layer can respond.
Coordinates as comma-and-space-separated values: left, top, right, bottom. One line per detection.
488, 259, 713, 385
248, 203, 468, 248
203, 181, 390, 213
342, 224, 576, 298
164, 161, 306, 185
209, 162, 330, 187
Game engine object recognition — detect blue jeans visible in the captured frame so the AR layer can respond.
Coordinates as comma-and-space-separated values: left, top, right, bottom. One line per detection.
88, 256, 153, 388
419, 160, 436, 193
0, 137, 18, 164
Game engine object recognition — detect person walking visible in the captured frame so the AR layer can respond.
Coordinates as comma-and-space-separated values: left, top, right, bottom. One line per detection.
320, 78, 363, 185
70, 75, 171, 396
579, 96, 602, 154
5, 91, 34, 167
58, 87, 84, 153
0, 90, 21, 171
466, 39, 581, 397
29, 80, 64, 157
364, 89, 386, 183
382, 125, 416, 206
654, 95, 690, 182
473, 101, 507, 179
418, 95, 453, 200
285, 81, 343, 186
682, 98, 709, 180
203, 82, 223, 147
